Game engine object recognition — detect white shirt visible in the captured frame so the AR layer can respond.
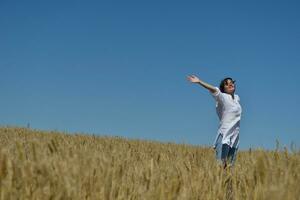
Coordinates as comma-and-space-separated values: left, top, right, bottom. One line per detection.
211, 87, 242, 148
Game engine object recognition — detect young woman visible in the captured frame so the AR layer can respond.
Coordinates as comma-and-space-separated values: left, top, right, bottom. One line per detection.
187, 75, 242, 168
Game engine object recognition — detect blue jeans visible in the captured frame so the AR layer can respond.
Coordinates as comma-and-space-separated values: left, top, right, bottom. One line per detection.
215, 134, 238, 165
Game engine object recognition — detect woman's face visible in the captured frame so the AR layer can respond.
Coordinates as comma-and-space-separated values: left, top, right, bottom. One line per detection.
224, 79, 235, 94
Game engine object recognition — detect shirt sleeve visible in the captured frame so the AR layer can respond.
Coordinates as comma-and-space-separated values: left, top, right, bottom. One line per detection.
210, 87, 224, 103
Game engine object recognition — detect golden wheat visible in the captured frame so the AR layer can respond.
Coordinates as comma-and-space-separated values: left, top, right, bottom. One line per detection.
0, 127, 299, 200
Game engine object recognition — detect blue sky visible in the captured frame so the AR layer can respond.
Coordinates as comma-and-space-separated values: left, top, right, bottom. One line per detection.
0, 1, 299, 150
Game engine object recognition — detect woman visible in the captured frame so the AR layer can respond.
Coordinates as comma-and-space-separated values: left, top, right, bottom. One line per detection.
187, 75, 242, 168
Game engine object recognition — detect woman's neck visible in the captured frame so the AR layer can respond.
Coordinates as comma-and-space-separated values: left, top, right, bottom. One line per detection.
225, 92, 235, 99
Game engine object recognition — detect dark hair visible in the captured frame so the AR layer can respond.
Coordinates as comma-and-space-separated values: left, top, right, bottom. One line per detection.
219, 77, 235, 93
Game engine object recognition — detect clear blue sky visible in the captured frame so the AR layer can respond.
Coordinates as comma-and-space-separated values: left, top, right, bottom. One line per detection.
1, 1, 299, 150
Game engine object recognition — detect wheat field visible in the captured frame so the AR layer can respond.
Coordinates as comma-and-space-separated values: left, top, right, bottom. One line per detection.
0, 127, 299, 200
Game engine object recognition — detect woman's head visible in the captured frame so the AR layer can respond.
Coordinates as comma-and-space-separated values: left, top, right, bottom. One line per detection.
220, 77, 236, 94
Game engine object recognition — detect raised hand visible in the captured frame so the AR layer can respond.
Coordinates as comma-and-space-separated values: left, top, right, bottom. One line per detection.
187, 75, 201, 83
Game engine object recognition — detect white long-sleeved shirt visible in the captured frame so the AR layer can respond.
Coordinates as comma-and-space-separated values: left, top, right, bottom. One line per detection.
211, 87, 242, 148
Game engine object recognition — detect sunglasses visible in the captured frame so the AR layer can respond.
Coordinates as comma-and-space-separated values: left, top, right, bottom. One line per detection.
224, 80, 236, 86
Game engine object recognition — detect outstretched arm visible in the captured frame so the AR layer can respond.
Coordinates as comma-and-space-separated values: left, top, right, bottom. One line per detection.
187, 75, 217, 93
